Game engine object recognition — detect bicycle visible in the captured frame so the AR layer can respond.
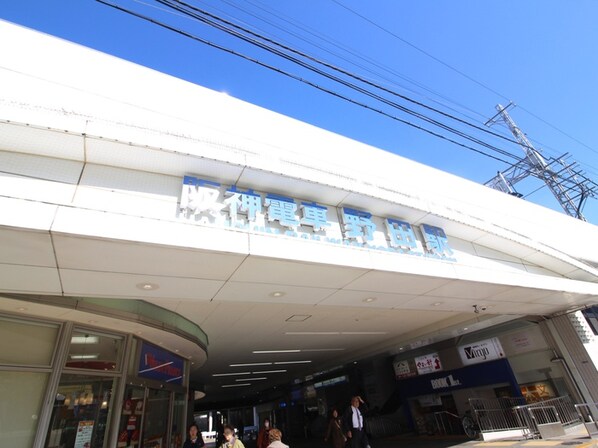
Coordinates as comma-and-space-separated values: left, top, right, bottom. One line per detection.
461, 410, 480, 439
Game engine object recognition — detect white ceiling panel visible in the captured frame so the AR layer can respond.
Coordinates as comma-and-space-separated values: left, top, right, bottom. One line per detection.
213, 281, 334, 305
85, 138, 245, 184
318, 289, 416, 308
0, 263, 61, 294
425, 280, 512, 300
0, 150, 83, 183
0, 121, 84, 161
523, 251, 584, 276
488, 287, 555, 303
53, 235, 246, 280
344, 271, 451, 295
473, 234, 538, 259
399, 295, 479, 312
0, 196, 58, 231
230, 257, 366, 288
530, 292, 593, 306
0, 227, 55, 267
60, 268, 223, 300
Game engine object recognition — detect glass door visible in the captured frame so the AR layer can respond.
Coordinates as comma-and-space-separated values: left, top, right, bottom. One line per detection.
142, 388, 171, 448
117, 386, 145, 447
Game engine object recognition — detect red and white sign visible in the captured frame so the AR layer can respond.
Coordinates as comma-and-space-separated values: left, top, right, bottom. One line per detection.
415, 353, 442, 375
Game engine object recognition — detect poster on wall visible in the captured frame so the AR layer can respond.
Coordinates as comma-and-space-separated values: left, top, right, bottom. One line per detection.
74, 420, 94, 448
415, 353, 442, 375
520, 382, 556, 403
458, 337, 505, 365
393, 359, 417, 379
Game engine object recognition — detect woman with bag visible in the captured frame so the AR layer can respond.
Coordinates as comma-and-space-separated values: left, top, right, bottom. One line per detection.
324, 408, 346, 448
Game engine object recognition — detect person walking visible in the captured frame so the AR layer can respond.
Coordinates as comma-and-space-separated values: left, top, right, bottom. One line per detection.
342, 396, 370, 448
183, 423, 205, 448
266, 428, 289, 448
324, 408, 346, 448
257, 418, 272, 448
222, 424, 245, 448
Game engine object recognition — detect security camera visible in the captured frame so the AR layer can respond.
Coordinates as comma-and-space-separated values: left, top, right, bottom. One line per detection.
473, 305, 487, 314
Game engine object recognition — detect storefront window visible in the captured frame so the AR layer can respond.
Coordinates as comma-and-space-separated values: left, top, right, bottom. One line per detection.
66, 330, 123, 372
45, 374, 117, 448
143, 389, 171, 447
0, 316, 58, 366
0, 371, 49, 448
171, 393, 186, 448
117, 385, 145, 447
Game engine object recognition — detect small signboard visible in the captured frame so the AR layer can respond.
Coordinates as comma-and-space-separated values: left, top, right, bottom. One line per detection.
74, 420, 94, 448
415, 353, 442, 375
138, 342, 184, 385
458, 337, 505, 366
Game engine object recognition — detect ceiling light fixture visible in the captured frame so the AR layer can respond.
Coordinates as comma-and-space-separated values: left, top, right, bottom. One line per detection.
69, 354, 99, 360
136, 282, 159, 291
273, 360, 312, 365
212, 372, 252, 377
236, 377, 267, 381
432, 302, 443, 306
222, 383, 251, 388
270, 291, 285, 297
253, 350, 301, 354
16, 306, 28, 311
253, 369, 287, 374
229, 362, 273, 367
71, 336, 99, 344
363, 297, 377, 303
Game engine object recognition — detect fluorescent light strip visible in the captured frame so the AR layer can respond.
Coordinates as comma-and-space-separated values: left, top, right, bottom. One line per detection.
212, 372, 252, 377
71, 336, 99, 344
285, 331, 387, 335
236, 377, 267, 381
229, 362, 272, 367
252, 350, 301, 354
274, 360, 312, 365
69, 354, 99, 360
252, 349, 344, 353
222, 383, 251, 388
253, 369, 287, 374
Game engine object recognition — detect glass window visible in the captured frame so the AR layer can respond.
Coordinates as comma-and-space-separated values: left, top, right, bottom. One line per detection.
66, 330, 123, 372
143, 389, 171, 447
45, 374, 117, 448
117, 385, 145, 447
0, 316, 58, 366
171, 393, 186, 448
0, 371, 49, 448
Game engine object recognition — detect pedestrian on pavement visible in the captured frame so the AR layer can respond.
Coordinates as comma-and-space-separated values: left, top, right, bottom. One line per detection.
342, 395, 371, 448
325, 408, 346, 448
266, 428, 289, 448
257, 417, 272, 448
183, 423, 205, 448
222, 424, 245, 448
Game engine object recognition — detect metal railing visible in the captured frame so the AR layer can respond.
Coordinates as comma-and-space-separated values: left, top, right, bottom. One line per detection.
468, 396, 581, 438
433, 411, 462, 435
513, 396, 581, 436
574, 402, 598, 438
365, 414, 402, 438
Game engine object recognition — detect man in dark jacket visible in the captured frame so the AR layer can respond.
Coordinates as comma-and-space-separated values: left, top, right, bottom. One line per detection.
342, 395, 370, 448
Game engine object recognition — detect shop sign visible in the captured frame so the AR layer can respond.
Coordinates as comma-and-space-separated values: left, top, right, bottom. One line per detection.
431, 374, 462, 390
180, 176, 456, 261
393, 359, 416, 379
520, 382, 555, 403
418, 394, 442, 407
415, 352, 442, 375
74, 420, 94, 448
458, 337, 505, 366
138, 342, 184, 385
397, 359, 518, 398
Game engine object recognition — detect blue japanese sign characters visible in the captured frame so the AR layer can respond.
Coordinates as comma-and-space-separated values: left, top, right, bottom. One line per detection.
180, 175, 456, 261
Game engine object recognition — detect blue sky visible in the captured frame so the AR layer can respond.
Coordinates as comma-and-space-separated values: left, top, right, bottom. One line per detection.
2, 0, 597, 223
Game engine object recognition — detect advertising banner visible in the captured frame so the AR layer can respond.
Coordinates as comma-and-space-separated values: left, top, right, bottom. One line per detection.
458, 337, 505, 365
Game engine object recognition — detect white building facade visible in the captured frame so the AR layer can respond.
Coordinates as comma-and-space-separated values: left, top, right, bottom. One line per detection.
1, 20, 597, 447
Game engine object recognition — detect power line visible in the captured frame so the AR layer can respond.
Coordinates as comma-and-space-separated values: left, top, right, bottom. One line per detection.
329, 0, 598, 161
96, 0, 516, 165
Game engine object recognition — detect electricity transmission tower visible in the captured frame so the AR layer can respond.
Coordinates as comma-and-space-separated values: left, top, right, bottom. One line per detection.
484, 103, 596, 221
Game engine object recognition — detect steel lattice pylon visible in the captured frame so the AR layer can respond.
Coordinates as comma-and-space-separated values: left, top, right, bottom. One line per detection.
484, 103, 597, 221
